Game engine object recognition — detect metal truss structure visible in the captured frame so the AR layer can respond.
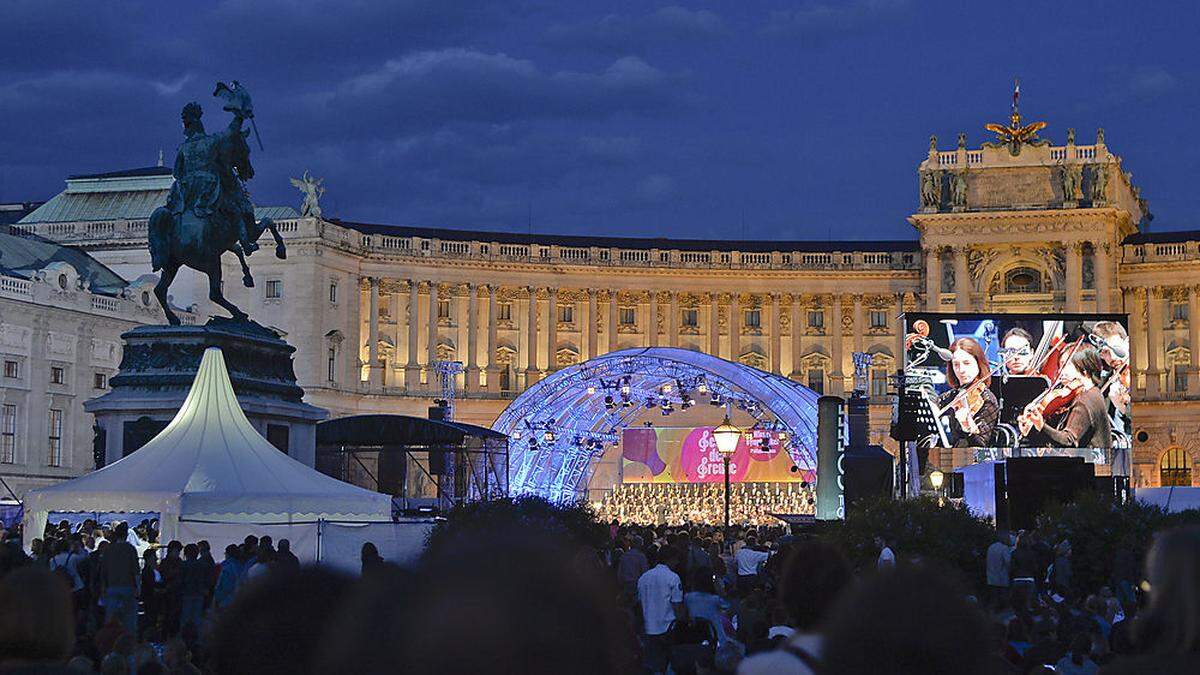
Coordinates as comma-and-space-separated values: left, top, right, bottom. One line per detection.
492, 347, 822, 501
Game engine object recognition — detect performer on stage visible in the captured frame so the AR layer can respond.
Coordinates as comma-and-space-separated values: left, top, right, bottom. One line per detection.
1020, 345, 1112, 449
1001, 327, 1037, 376
937, 337, 1000, 447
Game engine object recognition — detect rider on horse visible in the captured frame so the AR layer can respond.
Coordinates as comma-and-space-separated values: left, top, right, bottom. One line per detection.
152, 99, 260, 271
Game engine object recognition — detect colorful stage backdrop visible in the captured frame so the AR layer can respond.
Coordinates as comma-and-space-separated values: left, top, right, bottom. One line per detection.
621, 427, 811, 484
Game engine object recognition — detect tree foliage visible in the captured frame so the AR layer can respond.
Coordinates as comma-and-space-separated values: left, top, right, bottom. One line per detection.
423, 496, 608, 562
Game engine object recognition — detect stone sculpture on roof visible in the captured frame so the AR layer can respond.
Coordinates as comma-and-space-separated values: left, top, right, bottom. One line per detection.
291, 170, 325, 218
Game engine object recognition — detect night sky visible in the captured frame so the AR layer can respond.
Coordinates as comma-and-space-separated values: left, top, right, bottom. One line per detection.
2, 1, 1198, 241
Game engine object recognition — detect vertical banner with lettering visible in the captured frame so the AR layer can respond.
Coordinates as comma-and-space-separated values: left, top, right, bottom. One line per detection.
816, 395, 846, 520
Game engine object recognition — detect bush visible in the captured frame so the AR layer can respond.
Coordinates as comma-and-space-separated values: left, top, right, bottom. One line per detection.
815, 496, 997, 590
423, 496, 608, 562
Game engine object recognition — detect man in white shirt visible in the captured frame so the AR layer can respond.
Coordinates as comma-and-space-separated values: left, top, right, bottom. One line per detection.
735, 535, 771, 594
637, 546, 685, 674
875, 537, 896, 569
986, 532, 1013, 608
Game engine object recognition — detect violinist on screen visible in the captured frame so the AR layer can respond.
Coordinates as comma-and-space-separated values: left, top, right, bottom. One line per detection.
937, 337, 1000, 447
1019, 345, 1112, 449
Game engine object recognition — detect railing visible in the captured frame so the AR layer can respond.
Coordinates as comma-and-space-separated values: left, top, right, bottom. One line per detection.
966, 151, 982, 164
938, 152, 958, 165
1050, 148, 1066, 160
91, 296, 121, 313
1156, 243, 1187, 257
559, 247, 590, 261
440, 241, 470, 255
498, 244, 529, 257
801, 253, 832, 266
741, 252, 770, 265
863, 253, 893, 265
0, 276, 31, 297
619, 250, 649, 263
680, 252, 711, 264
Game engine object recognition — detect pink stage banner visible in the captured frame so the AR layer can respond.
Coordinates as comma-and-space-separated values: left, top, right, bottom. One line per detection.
622, 427, 810, 484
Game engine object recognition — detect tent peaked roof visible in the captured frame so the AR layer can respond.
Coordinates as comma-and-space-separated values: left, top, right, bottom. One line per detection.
27, 347, 390, 521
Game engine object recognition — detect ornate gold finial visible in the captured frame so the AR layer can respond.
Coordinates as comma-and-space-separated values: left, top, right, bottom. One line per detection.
983, 78, 1047, 155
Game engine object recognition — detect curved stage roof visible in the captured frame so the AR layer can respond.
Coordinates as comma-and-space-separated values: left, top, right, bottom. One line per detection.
492, 347, 821, 501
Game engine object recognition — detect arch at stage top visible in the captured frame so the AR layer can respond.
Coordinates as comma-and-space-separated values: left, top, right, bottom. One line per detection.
492, 347, 822, 501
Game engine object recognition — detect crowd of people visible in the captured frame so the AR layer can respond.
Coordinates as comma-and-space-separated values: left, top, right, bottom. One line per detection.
1, 511, 1199, 674
596, 482, 815, 526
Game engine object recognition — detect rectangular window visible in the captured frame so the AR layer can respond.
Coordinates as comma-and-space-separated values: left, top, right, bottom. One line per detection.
558, 304, 574, 324
870, 310, 888, 329
499, 368, 512, 391
871, 367, 888, 398
329, 281, 338, 303
682, 308, 698, 327
437, 299, 450, 319
4, 361, 18, 379
497, 302, 512, 321
1172, 303, 1188, 322
1175, 364, 1189, 393
50, 366, 65, 385
0, 404, 15, 464
265, 280, 282, 299
327, 348, 337, 382
744, 309, 761, 328
807, 369, 825, 394
47, 409, 63, 467
808, 311, 824, 329
620, 307, 636, 326
93, 373, 107, 390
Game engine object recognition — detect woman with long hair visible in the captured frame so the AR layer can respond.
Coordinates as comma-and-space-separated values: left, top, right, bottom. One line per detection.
1022, 345, 1111, 448
937, 337, 999, 447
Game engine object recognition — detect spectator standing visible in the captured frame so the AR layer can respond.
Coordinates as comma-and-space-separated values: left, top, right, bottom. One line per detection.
734, 535, 770, 594
616, 535, 648, 597
212, 544, 242, 610
140, 548, 162, 638
986, 531, 1012, 608
178, 543, 207, 637
637, 546, 685, 674
875, 536, 896, 569
275, 539, 301, 576
101, 522, 140, 635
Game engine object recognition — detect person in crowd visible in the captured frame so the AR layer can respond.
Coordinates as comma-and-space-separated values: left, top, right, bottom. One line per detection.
638, 546, 685, 674
158, 540, 184, 637
101, 522, 140, 635
616, 534, 648, 598
1052, 540, 1074, 599
1100, 525, 1200, 673
178, 543, 207, 637
683, 570, 730, 646
275, 538, 301, 576
0, 566, 75, 670
1056, 632, 1099, 675
212, 544, 242, 611
875, 536, 896, 569
938, 336, 1000, 447
244, 543, 274, 582
734, 534, 771, 594
50, 534, 86, 608
139, 548, 162, 638
986, 531, 1013, 608
360, 542, 386, 579
821, 564, 992, 675
738, 540, 853, 674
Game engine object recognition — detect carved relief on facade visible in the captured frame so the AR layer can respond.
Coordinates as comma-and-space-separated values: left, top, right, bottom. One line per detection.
967, 247, 1001, 291
779, 310, 791, 336
738, 350, 769, 370
556, 346, 580, 366
493, 345, 517, 366
45, 331, 76, 359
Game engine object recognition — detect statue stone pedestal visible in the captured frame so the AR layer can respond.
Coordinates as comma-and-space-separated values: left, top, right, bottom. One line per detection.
85, 318, 327, 468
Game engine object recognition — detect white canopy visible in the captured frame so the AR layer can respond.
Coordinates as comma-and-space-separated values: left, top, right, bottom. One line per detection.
24, 347, 391, 549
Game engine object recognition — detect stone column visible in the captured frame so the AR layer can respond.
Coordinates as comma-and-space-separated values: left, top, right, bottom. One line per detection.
953, 246, 970, 312
925, 246, 942, 310
607, 291, 618, 353
405, 280, 420, 388
427, 282, 440, 369
831, 294, 844, 395
709, 293, 720, 357
770, 293, 782, 374
1190, 285, 1200, 396
729, 293, 741, 362
486, 285, 499, 393
1147, 287, 1163, 397
895, 292, 907, 363
668, 292, 679, 348
367, 277, 381, 388
546, 287, 558, 372
587, 289, 598, 359
1065, 241, 1083, 313
648, 291, 658, 348
465, 283, 479, 391
1125, 287, 1146, 390
790, 294, 802, 379
526, 287, 540, 384
852, 294, 864, 355
1095, 242, 1113, 312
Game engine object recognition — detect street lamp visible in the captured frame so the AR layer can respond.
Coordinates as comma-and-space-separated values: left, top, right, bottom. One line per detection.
713, 415, 741, 532
930, 470, 945, 505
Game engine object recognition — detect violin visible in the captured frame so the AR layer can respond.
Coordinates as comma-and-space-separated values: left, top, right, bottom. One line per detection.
937, 377, 989, 434
1018, 336, 1087, 436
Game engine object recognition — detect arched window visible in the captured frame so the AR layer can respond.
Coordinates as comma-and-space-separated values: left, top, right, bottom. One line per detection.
1004, 267, 1043, 294
1160, 447, 1192, 487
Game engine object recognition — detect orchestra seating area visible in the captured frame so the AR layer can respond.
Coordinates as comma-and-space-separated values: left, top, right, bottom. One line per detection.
594, 481, 815, 526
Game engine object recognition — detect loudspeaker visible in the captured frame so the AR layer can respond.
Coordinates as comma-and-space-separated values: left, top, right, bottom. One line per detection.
844, 445, 894, 507
428, 448, 448, 475
377, 446, 408, 496
1003, 457, 1094, 531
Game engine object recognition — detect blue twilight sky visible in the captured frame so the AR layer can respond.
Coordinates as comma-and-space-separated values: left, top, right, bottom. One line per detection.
2, 1, 1198, 241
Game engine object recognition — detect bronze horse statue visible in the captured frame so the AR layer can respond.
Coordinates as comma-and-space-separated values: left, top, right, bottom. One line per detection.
148, 89, 285, 326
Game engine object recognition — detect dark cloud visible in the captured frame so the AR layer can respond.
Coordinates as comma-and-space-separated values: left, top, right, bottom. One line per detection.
544, 6, 725, 53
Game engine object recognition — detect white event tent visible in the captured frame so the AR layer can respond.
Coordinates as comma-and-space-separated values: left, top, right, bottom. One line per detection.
23, 347, 393, 559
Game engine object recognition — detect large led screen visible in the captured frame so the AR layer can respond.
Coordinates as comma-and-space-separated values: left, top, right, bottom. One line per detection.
901, 312, 1131, 453
621, 427, 812, 484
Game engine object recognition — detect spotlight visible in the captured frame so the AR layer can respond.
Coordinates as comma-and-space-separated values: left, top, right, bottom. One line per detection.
661, 383, 672, 394
586, 385, 596, 395
697, 381, 708, 394
620, 384, 631, 396
543, 430, 555, 442
512, 430, 522, 440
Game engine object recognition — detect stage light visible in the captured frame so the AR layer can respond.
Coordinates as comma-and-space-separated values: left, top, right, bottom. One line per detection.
620, 384, 631, 395
697, 381, 708, 394
586, 385, 596, 395
661, 383, 672, 393
512, 430, 522, 439
543, 430, 556, 442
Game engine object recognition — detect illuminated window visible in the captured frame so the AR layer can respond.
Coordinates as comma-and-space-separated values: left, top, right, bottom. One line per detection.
1160, 447, 1191, 487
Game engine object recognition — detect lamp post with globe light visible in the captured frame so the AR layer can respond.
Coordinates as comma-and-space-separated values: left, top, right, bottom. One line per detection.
930, 469, 945, 505
712, 414, 742, 533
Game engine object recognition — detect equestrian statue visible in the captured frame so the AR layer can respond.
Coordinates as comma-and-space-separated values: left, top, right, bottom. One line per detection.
148, 80, 285, 325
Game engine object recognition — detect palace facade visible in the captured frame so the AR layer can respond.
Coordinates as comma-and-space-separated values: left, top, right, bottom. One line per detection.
13, 117, 1200, 493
